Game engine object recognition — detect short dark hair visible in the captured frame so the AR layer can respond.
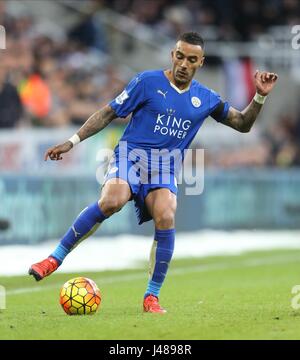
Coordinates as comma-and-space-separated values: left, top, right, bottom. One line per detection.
177, 32, 204, 49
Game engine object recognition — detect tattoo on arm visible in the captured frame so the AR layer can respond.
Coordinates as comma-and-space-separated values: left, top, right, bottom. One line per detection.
222, 100, 263, 133
77, 105, 117, 141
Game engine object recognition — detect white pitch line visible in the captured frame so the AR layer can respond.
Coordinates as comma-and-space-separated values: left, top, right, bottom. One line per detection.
6, 253, 300, 296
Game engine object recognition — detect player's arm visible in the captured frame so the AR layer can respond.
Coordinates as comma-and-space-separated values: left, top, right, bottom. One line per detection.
220, 71, 278, 133
77, 104, 117, 141
44, 105, 117, 161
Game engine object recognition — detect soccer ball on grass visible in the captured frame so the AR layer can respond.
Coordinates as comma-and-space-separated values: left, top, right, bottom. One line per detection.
59, 277, 101, 315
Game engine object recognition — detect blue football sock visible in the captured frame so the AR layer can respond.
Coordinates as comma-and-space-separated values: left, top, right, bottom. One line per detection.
144, 228, 175, 299
51, 202, 108, 264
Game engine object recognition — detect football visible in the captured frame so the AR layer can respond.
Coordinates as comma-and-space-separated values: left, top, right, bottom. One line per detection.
59, 277, 101, 315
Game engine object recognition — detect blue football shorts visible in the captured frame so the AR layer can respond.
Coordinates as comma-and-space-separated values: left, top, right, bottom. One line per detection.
103, 154, 178, 224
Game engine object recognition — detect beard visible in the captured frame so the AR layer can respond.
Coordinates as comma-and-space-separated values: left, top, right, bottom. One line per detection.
174, 72, 189, 85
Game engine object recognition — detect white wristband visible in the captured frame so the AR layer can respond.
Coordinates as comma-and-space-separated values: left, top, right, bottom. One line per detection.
68, 134, 81, 147
253, 92, 267, 105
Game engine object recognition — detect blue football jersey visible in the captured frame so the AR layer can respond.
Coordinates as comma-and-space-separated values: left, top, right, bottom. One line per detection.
109, 70, 229, 172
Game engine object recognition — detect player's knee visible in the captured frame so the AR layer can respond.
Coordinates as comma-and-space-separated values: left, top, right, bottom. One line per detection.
99, 197, 125, 216
154, 211, 175, 229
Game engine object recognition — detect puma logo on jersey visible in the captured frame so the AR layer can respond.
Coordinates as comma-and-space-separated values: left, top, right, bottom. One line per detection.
157, 89, 168, 99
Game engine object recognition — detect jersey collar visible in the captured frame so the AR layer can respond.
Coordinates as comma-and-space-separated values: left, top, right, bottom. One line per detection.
169, 81, 190, 94
163, 70, 190, 94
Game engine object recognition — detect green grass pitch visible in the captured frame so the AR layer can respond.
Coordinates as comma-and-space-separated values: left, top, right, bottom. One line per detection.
1, 249, 300, 340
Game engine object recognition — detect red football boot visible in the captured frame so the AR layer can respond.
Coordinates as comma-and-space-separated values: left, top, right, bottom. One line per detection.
29, 256, 59, 281
143, 295, 167, 314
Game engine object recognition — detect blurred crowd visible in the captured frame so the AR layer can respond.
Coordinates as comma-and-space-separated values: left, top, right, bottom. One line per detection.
203, 112, 300, 168
0, 0, 299, 167
0, 0, 126, 128
104, 0, 300, 41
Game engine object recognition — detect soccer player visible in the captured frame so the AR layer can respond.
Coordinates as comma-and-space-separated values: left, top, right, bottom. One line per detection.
29, 32, 278, 313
